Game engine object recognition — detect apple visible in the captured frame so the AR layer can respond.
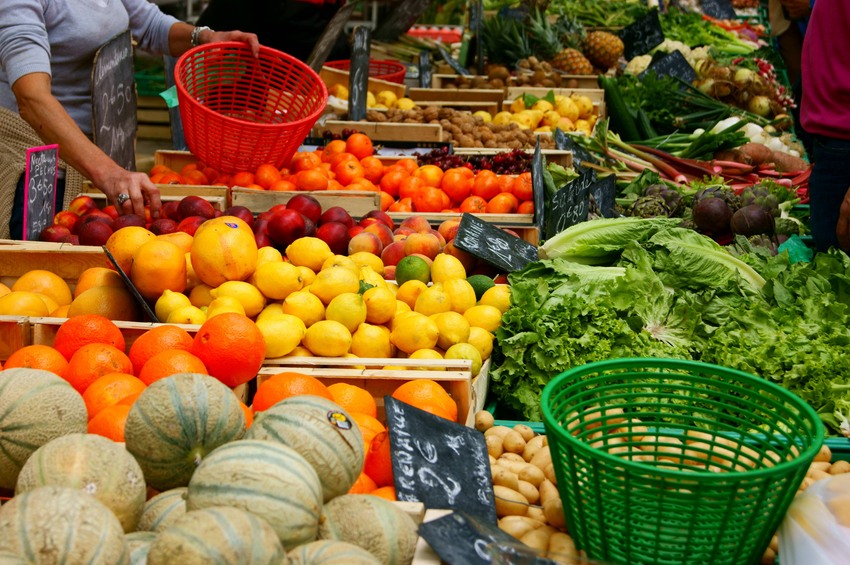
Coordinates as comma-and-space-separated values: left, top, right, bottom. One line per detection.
39, 224, 71, 243
77, 219, 114, 246
256, 210, 276, 222
348, 225, 365, 238
148, 218, 178, 235
363, 210, 395, 230
177, 195, 216, 220
62, 234, 80, 245
254, 231, 273, 249
319, 206, 354, 229
316, 221, 351, 255
78, 211, 114, 231
253, 217, 270, 235
68, 195, 97, 216
286, 194, 322, 224
379, 240, 406, 267
176, 215, 206, 236
267, 209, 307, 247
223, 205, 255, 228
161, 200, 181, 221
268, 203, 289, 216
303, 216, 317, 238
53, 210, 80, 233
112, 214, 147, 230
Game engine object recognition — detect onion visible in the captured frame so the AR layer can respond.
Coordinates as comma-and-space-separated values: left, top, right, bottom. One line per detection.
733, 68, 754, 87
748, 95, 772, 117
696, 78, 715, 95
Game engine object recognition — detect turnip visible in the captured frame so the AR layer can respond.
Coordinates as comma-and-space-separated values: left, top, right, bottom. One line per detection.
748, 95, 772, 117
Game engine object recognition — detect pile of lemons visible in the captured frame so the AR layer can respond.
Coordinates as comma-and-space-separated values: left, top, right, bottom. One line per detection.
328, 84, 416, 111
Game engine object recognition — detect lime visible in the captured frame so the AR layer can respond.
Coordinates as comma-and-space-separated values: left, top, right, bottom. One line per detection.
396, 256, 431, 286
467, 274, 496, 301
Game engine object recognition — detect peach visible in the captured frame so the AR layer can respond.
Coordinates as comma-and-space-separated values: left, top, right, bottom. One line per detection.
176, 215, 206, 236
77, 219, 114, 246
364, 222, 394, 249
177, 195, 216, 221
403, 232, 441, 260
429, 229, 446, 248
78, 211, 114, 231
101, 205, 119, 220
359, 217, 382, 229
408, 253, 434, 268
316, 221, 351, 255
39, 224, 71, 243
502, 227, 521, 239
393, 233, 409, 243
53, 210, 80, 233
399, 215, 432, 234
68, 195, 97, 216
348, 225, 365, 238
437, 219, 460, 243
383, 265, 396, 281
392, 226, 415, 238
363, 210, 395, 230
286, 194, 322, 224
380, 240, 407, 267
319, 206, 354, 229
112, 214, 146, 230
348, 231, 383, 256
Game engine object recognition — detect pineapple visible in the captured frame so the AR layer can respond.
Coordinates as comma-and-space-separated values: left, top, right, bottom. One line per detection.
583, 31, 624, 70
527, 11, 594, 75
551, 48, 594, 75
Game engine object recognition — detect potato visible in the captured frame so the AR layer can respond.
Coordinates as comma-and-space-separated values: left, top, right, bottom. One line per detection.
513, 424, 535, 442
543, 497, 567, 530
494, 485, 530, 517
530, 445, 552, 470
474, 410, 495, 432
500, 452, 526, 464
520, 525, 557, 552
547, 532, 578, 563
538, 479, 559, 506
492, 466, 520, 491
797, 477, 814, 492
814, 444, 832, 463
517, 480, 540, 505
485, 425, 513, 440
503, 430, 527, 454
489, 455, 497, 467
830, 460, 850, 474
769, 535, 779, 553
808, 461, 832, 473
498, 515, 546, 539
809, 469, 832, 483
760, 547, 776, 565
523, 435, 547, 462
526, 505, 547, 523
518, 464, 545, 488
486, 434, 504, 458
543, 463, 558, 485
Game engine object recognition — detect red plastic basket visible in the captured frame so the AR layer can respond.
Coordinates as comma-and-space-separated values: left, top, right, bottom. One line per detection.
324, 59, 407, 84
174, 42, 328, 174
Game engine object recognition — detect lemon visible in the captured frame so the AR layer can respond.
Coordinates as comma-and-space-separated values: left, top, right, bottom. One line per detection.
285, 345, 314, 358
386, 281, 398, 295
351, 323, 394, 358
330, 84, 349, 100
255, 302, 284, 323
472, 110, 492, 123
166, 304, 207, 325
286, 237, 333, 273
394, 299, 411, 318
395, 256, 431, 286
256, 246, 283, 266
0, 291, 49, 316
256, 313, 306, 358
362, 286, 396, 324
445, 342, 483, 376
480, 284, 511, 314
205, 296, 246, 319
414, 283, 451, 317
349, 252, 384, 276
390, 312, 439, 354
343, 353, 366, 370
297, 266, 316, 287
0, 282, 10, 298
395, 280, 428, 310
430, 311, 471, 351
396, 97, 416, 110
210, 280, 267, 318
376, 90, 398, 108
188, 284, 215, 308
409, 348, 445, 370
430, 254, 466, 283
366, 91, 377, 108
325, 292, 367, 333
359, 266, 387, 291
442, 278, 477, 314
464, 304, 503, 332
322, 254, 358, 272
282, 290, 325, 327
310, 266, 360, 304
467, 326, 494, 361
155, 289, 192, 322
35, 294, 59, 316
303, 320, 352, 357
252, 261, 303, 301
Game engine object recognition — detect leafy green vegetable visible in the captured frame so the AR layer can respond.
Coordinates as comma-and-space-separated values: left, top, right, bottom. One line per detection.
538, 217, 681, 263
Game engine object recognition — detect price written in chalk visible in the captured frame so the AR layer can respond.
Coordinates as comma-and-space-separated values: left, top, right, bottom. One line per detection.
23, 144, 59, 241
454, 213, 538, 272
92, 30, 137, 172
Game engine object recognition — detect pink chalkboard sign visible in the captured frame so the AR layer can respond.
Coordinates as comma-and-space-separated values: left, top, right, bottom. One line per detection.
23, 144, 59, 241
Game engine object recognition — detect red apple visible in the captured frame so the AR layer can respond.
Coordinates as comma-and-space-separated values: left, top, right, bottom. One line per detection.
223, 205, 255, 228
319, 206, 354, 229
53, 210, 80, 233
253, 217, 270, 235
77, 220, 114, 246
254, 231, 273, 249
62, 234, 80, 245
363, 210, 395, 230
78, 211, 114, 231
268, 203, 289, 216
316, 221, 351, 255
112, 214, 147, 230
39, 224, 71, 243
286, 194, 322, 224
148, 218, 178, 235
213, 210, 223, 218
303, 216, 317, 238
161, 200, 181, 221
68, 195, 97, 216
177, 195, 216, 220
176, 215, 206, 236
267, 209, 307, 248
348, 225, 365, 238
256, 210, 275, 223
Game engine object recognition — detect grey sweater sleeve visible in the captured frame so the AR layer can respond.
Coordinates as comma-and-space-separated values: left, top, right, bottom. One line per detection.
0, 0, 51, 86
122, 0, 180, 55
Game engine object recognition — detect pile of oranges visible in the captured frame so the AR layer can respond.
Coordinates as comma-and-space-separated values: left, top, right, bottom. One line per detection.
146, 133, 535, 215
251, 371, 460, 501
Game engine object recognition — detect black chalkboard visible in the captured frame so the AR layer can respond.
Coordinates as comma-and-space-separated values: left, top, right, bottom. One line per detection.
102, 247, 160, 323
531, 141, 546, 233
701, 0, 736, 19
620, 9, 665, 60
472, 0, 484, 76
418, 50, 433, 88
92, 31, 137, 172
419, 511, 558, 565
348, 26, 371, 122
22, 144, 58, 241
386, 397, 497, 523
642, 50, 697, 84
454, 213, 539, 272
436, 42, 470, 76
589, 175, 618, 219
554, 129, 597, 172
373, 0, 434, 42
307, 1, 358, 72
544, 169, 595, 240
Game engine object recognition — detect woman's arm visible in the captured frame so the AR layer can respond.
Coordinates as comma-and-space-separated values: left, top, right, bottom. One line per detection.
166, 22, 260, 57
13, 72, 161, 217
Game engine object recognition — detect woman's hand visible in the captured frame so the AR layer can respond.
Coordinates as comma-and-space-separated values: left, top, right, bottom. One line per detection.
98, 166, 162, 219
204, 29, 260, 57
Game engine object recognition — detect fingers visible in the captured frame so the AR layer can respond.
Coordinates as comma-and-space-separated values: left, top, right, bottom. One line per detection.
110, 173, 161, 219
143, 177, 162, 219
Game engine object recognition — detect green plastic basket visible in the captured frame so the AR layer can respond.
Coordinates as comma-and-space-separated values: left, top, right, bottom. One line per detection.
541, 358, 824, 565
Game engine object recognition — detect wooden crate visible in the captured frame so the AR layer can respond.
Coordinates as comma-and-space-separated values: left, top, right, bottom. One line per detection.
408, 88, 506, 114
314, 120, 443, 143
0, 243, 108, 291
152, 150, 197, 173
83, 182, 229, 211
386, 213, 539, 245
452, 148, 573, 168
256, 357, 491, 428
137, 96, 171, 141
431, 73, 600, 91
0, 315, 30, 362
230, 188, 380, 218
505, 86, 607, 119
320, 65, 407, 100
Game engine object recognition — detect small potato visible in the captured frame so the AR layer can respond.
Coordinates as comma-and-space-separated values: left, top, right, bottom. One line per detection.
500, 452, 526, 464
526, 505, 546, 523
814, 444, 832, 463
513, 424, 535, 442
808, 461, 832, 473
548, 532, 578, 563
503, 430, 527, 454
492, 466, 519, 491
809, 469, 832, 483
518, 464, 545, 488
760, 547, 776, 565
520, 525, 557, 552
489, 455, 497, 467
797, 477, 814, 492
498, 515, 546, 539
494, 485, 530, 517
538, 479, 559, 506
485, 425, 513, 440
517, 480, 540, 505
543, 497, 567, 530
486, 434, 504, 458
684, 429, 714, 444
530, 445, 552, 470
830, 460, 850, 474
543, 463, 558, 485
475, 410, 495, 432
523, 435, 547, 462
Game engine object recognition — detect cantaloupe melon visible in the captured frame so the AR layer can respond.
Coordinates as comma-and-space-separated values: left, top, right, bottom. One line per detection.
126, 531, 157, 565
0, 486, 129, 563
0, 550, 27, 564
146, 506, 285, 565
15, 433, 146, 532
0, 368, 88, 490
245, 395, 364, 501
186, 439, 322, 550
288, 540, 382, 565
124, 373, 246, 491
318, 495, 418, 565
137, 487, 187, 532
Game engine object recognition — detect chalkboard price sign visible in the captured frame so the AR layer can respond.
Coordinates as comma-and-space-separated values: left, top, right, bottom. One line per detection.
544, 169, 595, 240
701, 0, 736, 19
436, 42, 470, 76
589, 174, 618, 219
22, 144, 59, 241
642, 50, 697, 84
620, 9, 665, 60
373, 0, 434, 42
554, 129, 597, 172
92, 30, 137, 172
386, 397, 497, 524
453, 213, 538, 272
348, 26, 371, 122
307, 1, 358, 72
531, 141, 546, 233
418, 50, 433, 88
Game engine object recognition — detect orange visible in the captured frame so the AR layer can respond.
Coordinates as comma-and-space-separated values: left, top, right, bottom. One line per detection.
180, 163, 198, 176
53, 314, 126, 361
334, 159, 365, 186
230, 171, 256, 187
159, 172, 183, 184
239, 400, 254, 428
518, 200, 535, 214
360, 156, 384, 183
252, 371, 333, 412
414, 164, 443, 187
291, 151, 322, 172
363, 431, 394, 487
183, 169, 210, 185
350, 412, 386, 449
4, 344, 68, 375
11, 270, 73, 306
348, 472, 378, 494
327, 383, 377, 419
116, 390, 143, 407
485, 192, 519, 214
66, 286, 140, 321
74, 267, 125, 298
440, 168, 473, 204
394, 158, 418, 174
149, 164, 172, 176
87, 403, 131, 442
398, 176, 424, 200
254, 164, 282, 188
392, 379, 458, 422
128, 324, 194, 375
322, 139, 348, 162
379, 167, 407, 197
388, 197, 413, 213
370, 486, 397, 501
512, 172, 533, 201
82, 372, 146, 420
294, 169, 329, 191
472, 170, 500, 201
268, 179, 298, 192
63, 343, 133, 394
459, 195, 487, 213
345, 133, 374, 160
191, 312, 266, 388
412, 186, 447, 213
138, 349, 208, 386
130, 239, 187, 301
379, 191, 395, 212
